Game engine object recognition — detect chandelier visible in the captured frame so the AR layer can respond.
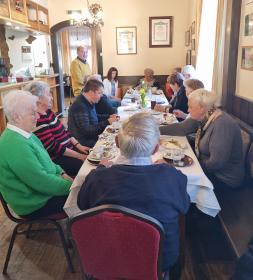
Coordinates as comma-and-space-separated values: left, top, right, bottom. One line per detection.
73, 0, 104, 29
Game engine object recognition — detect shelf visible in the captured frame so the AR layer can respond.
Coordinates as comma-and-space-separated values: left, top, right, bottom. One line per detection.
9, 0, 28, 24
26, 0, 38, 30
0, 0, 10, 18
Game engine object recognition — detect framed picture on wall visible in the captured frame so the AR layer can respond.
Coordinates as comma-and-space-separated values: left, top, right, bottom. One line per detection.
149, 16, 173, 47
241, 46, 253, 70
191, 21, 196, 35
186, 49, 192, 65
185, 30, 190, 46
191, 55, 196, 67
245, 13, 253, 36
191, 38, 195, 50
116, 26, 137, 55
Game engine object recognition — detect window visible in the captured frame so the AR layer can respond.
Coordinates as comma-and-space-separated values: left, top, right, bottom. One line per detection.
196, 0, 218, 90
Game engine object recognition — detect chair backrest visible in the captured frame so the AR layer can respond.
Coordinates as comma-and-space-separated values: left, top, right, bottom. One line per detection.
0, 192, 24, 223
69, 204, 165, 280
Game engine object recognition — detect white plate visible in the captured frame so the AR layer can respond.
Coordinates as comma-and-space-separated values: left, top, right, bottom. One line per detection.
160, 138, 186, 150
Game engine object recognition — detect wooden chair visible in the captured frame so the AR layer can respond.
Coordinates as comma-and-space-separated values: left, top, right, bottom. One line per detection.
0, 192, 74, 274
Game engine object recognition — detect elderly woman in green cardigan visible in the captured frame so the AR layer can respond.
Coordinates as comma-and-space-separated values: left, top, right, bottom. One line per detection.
0, 90, 72, 219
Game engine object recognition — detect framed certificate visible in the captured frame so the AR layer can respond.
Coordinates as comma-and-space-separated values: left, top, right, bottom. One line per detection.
149, 16, 173, 48
116, 26, 137, 55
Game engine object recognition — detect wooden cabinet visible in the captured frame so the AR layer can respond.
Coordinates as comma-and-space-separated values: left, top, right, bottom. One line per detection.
0, 0, 50, 34
26, 0, 49, 33
37, 4, 49, 33
9, 0, 28, 23
0, 0, 10, 18
26, 0, 38, 30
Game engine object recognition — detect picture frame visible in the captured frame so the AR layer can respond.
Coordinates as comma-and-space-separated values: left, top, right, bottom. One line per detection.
149, 16, 173, 48
116, 26, 137, 55
241, 46, 253, 70
185, 30, 190, 46
191, 55, 196, 67
191, 21, 196, 35
186, 49, 192, 65
245, 13, 253, 36
191, 38, 195, 50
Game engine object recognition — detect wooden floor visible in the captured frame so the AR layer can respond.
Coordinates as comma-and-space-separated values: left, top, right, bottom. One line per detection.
0, 205, 236, 280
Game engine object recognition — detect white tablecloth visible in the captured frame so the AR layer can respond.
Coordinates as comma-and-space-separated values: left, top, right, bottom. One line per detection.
64, 105, 221, 218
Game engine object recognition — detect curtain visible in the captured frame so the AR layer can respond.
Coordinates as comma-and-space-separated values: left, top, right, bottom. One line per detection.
59, 29, 71, 75
195, 0, 203, 61
59, 26, 98, 75
91, 28, 98, 74
212, 0, 226, 105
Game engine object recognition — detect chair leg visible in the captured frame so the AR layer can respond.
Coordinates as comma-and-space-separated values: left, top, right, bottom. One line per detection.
3, 224, 19, 274
53, 222, 75, 273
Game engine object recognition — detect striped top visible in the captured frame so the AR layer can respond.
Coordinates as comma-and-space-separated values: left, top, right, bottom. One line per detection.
33, 109, 73, 160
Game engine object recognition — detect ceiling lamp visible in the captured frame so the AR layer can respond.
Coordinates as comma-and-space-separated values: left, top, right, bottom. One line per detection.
73, 0, 104, 29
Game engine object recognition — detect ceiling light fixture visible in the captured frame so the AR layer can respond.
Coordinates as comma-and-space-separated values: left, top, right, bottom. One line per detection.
70, 0, 104, 29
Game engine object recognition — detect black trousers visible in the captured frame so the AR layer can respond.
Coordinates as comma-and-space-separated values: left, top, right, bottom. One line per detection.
53, 155, 83, 177
22, 195, 68, 219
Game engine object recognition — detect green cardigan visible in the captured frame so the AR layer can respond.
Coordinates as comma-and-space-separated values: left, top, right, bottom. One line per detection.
0, 129, 72, 215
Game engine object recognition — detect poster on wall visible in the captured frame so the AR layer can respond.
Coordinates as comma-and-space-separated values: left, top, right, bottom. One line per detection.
241, 46, 253, 70
21, 46, 32, 61
245, 13, 253, 35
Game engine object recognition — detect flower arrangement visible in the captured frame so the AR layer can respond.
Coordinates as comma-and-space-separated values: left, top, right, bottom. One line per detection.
139, 87, 147, 108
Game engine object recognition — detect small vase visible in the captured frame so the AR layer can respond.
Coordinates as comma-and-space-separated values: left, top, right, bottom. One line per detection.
141, 97, 147, 108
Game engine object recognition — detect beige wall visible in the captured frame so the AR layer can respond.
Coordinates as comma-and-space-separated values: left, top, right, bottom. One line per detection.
48, 0, 192, 75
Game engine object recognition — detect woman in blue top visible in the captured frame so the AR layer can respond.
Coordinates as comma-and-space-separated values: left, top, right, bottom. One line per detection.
103, 67, 121, 108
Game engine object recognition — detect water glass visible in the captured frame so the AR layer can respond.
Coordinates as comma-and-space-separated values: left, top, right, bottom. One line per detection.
172, 149, 183, 166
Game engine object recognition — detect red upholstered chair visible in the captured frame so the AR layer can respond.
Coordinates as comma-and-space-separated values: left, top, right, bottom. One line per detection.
0, 192, 74, 274
69, 204, 168, 280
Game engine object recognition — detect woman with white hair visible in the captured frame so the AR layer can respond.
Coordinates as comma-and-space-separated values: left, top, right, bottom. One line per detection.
160, 89, 244, 188
77, 112, 190, 273
181, 64, 196, 79
0, 90, 72, 219
24, 81, 90, 177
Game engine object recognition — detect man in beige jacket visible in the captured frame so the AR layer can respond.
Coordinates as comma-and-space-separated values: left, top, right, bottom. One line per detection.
70, 46, 91, 96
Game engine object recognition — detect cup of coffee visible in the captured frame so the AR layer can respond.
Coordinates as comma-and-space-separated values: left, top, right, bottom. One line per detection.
151, 100, 156, 110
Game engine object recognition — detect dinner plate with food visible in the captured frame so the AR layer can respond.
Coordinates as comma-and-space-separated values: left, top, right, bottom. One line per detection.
160, 137, 187, 150
87, 149, 115, 165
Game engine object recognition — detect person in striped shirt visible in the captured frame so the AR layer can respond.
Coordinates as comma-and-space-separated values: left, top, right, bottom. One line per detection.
24, 81, 90, 177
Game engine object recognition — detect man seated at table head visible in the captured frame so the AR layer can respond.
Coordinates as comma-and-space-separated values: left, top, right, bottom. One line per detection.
77, 112, 190, 272
68, 79, 118, 148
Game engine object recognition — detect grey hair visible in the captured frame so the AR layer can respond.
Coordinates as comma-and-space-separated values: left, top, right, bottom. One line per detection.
23, 81, 50, 98
3, 90, 38, 123
118, 112, 160, 158
188, 88, 217, 110
181, 65, 196, 78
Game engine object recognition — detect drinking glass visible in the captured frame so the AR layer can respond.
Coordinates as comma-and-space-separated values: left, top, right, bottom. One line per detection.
172, 149, 183, 166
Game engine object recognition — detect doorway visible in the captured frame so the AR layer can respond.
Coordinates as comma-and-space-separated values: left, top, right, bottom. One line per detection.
50, 20, 103, 113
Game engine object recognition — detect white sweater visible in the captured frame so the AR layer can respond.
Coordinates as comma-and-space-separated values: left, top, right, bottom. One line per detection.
103, 78, 118, 98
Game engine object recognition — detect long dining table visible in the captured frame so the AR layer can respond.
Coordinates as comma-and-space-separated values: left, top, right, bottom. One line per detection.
64, 91, 221, 218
